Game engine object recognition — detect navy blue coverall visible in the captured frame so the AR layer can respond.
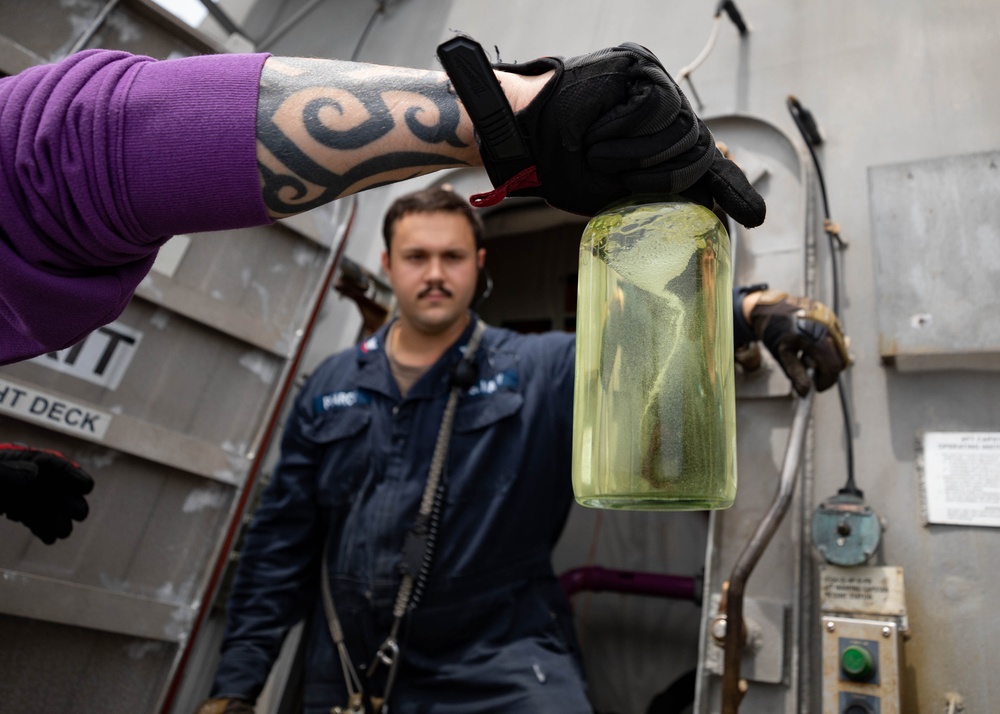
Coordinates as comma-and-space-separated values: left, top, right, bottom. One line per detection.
211, 315, 591, 713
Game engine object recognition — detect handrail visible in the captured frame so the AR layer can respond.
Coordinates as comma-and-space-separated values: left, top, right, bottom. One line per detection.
721, 387, 815, 713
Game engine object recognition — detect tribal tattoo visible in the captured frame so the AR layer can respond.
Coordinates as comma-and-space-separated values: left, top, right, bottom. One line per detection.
256, 58, 473, 216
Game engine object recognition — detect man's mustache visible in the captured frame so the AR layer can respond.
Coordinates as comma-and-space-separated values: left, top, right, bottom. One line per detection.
418, 283, 453, 298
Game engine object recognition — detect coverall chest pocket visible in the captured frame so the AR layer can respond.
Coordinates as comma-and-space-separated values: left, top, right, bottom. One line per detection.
446, 390, 524, 505
300, 408, 372, 507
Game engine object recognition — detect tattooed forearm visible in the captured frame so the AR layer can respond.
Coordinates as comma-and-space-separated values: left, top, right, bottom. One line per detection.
256, 57, 477, 216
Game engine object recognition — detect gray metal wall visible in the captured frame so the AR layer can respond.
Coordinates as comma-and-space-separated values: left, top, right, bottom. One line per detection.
0, 3, 347, 713
238, 1, 1000, 712
3, 0, 1000, 712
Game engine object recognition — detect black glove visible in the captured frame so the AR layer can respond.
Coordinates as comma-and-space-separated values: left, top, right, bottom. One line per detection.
0, 444, 94, 544
482, 43, 765, 226
194, 698, 255, 714
737, 289, 851, 397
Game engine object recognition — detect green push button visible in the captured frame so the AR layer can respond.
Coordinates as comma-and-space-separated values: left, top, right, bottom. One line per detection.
841, 644, 875, 681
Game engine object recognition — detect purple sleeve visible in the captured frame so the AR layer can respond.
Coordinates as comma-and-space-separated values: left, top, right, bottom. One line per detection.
0, 50, 271, 365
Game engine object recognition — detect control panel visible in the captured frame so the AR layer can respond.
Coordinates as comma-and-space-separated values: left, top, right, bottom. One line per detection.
822, 617, 902, 714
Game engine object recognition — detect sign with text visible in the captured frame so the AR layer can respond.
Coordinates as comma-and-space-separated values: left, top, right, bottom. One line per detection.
0, 378, 112, 440
30, 321, 143, 390
921, 431, 1000, 527
819, 565, 906, 617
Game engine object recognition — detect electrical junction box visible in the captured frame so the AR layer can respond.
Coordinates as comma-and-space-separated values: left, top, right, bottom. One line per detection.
870, 150, 1000, 371
819, 566, 907, 713
822, 617, 902, 714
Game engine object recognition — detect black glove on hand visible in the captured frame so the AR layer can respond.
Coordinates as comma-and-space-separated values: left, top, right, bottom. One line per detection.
0, 444, 94, 544
194, 698, 255, 714
741, 290, 851, 397
484, 43, 765, 226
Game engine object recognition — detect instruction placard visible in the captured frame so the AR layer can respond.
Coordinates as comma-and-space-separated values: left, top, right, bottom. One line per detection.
921, 432, 1000, 527
820, 565, 906, 617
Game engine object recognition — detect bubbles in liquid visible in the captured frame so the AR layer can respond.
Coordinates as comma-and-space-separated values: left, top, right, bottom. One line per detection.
572, 198, 736, 511
591, 202, 720, 296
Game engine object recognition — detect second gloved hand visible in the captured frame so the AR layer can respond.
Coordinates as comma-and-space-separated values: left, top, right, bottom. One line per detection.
0, 444, 94, 544
488, 42, 766, 227
743, 290, 851, 397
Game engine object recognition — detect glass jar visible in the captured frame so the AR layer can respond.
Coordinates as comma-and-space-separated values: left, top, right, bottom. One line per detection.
572, 196, 736, 510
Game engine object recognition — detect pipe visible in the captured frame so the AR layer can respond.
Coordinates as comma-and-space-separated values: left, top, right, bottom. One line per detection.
351, 1, 388, 62
676, 15, 722, 84
258, 0, 327, 51
560, 565, 698, 603
674, 0, 749, 112
68, 0, 123, 55
196, 0, 254, 43
721, 388, 815, 713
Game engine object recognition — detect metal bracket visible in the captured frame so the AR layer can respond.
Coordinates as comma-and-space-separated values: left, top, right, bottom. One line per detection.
705, 594, 788, 685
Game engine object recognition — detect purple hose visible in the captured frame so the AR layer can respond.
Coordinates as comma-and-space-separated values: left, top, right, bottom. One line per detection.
559, 565, 698, 602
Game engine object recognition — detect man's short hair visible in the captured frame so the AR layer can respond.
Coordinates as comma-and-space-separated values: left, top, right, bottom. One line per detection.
382, 187, 484, 251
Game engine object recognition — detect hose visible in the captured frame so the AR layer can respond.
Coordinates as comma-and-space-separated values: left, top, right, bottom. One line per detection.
786, 96, 860, 498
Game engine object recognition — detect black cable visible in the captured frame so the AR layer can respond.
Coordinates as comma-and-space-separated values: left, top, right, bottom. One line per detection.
786, 96, 860, 498
786, 96, 846, 313
715, 0, 748, 35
